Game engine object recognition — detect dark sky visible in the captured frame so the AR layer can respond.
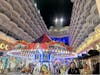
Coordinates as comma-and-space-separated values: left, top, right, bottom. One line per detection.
35, 0, 73, 29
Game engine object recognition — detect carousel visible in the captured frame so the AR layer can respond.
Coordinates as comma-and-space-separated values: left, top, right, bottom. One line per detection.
7, 34, 77, 61
6, 34, 77, 74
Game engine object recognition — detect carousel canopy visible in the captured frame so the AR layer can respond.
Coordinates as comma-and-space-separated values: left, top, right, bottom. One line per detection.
34, 34, 51, 43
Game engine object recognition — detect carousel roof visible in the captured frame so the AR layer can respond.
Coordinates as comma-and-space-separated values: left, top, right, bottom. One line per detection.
34, 34, 51, 43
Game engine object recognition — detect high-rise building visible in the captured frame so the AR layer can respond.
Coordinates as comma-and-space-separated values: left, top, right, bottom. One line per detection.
0, 0, 48, 42
70, 0, 100, 53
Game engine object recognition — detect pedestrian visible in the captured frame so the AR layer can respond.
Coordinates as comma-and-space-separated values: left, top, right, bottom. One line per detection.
81, 63, 92, 75
68, 62, 80, 74
93, 62, 100, 74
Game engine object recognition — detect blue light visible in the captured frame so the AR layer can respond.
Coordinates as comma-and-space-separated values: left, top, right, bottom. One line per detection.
42, 52, 50, 62
38, 49, 43, 54
50, 36, 69, 45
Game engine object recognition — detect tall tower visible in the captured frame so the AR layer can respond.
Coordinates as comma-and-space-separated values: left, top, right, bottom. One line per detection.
70, 0, 100, 53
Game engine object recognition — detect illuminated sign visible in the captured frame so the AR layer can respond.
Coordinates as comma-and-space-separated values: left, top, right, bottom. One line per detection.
0, 43, 8, 50
51, 36, 69, 45
0, 39, 14, 51
43, 52, 50, 62
35, 50, 41, 61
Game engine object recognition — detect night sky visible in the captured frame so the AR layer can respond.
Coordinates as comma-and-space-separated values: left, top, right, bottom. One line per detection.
35, 0, 73, 29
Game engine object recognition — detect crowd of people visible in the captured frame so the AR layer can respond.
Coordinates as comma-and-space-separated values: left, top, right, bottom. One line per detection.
16, 61, 100, 75
54, 61, 99, 75
0, 59, 99, 75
